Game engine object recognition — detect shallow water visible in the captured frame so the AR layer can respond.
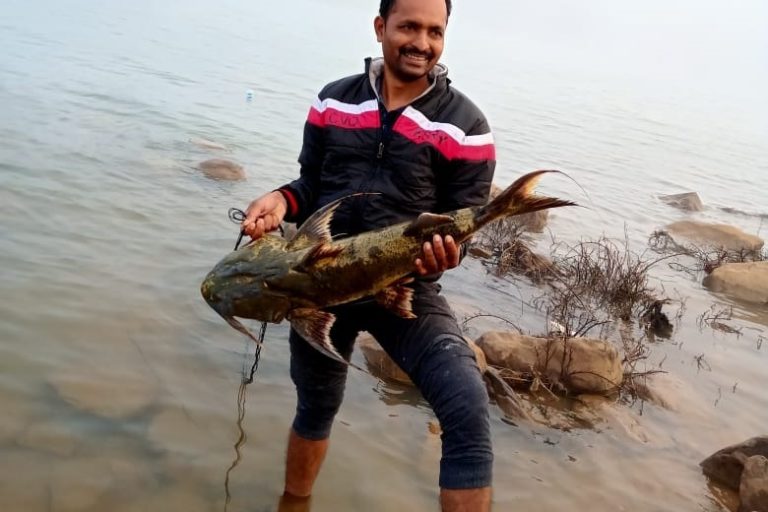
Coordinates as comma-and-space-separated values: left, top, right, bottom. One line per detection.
1, 0, 767, 510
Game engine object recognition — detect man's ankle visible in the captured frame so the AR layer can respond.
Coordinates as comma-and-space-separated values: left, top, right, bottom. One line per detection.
440, 487, 492, 512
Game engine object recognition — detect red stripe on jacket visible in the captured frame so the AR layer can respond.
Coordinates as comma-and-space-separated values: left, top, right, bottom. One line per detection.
392, 115, 495, 162
307, 106, 380, 130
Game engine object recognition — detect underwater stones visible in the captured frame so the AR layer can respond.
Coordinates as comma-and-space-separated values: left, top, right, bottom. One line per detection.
17, 419, 78, 457
489, 183, 549, 233
475, 332, 623, 395
197, 158, 246, 181
357, 333, 412, 385
701, 436, 768, 491
50, 365, 158, 420
739, 456, 768, 512
189, 137, 228, 151
0, 451, 50, 512
666, 220, 764, 253
0, 389, 31, 444
703, 261, 768, 304
147, 406, 222, 461
659, 192, 704, 212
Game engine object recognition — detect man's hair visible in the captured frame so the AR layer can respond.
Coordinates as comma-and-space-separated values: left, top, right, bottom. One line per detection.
378, 0, 452, 20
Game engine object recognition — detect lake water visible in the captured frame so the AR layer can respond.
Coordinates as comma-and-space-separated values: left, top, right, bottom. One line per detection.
1, 0, 767, 510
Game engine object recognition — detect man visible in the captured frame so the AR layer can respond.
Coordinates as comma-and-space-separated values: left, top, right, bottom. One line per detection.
242, 0, 495, 509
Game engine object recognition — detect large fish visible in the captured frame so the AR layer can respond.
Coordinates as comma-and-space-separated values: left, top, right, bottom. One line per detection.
201, 170, 575, 365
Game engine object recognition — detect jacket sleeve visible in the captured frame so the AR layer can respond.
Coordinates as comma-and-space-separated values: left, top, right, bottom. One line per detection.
277, 97, 325, 223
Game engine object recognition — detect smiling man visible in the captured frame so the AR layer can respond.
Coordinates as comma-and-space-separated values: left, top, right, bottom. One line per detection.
242, 0, 496, 510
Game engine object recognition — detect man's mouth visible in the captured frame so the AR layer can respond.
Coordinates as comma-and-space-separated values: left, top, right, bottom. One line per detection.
400, 49, 432, 63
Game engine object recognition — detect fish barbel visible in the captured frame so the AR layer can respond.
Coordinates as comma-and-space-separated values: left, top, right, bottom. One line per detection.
201, 170, 575, 365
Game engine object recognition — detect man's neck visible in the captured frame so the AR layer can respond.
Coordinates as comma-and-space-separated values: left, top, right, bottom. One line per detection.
380, 70, 431, 112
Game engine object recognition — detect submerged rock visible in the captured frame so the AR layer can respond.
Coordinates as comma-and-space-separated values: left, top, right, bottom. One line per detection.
659, 192, 704, 212
357, 333, 412, 385
197, 158, 246, 181
703, 261, 768, 304
49, 366, 158, 420
189, 136, 228, 151
739, 455, 768, 512
666, 220, 764, 253
701, 436, 768, 490
474, 332, 623, 394
489, 183, 549, 233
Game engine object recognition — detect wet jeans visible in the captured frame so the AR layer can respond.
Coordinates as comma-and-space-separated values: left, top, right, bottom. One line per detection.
289, 281, 493, 489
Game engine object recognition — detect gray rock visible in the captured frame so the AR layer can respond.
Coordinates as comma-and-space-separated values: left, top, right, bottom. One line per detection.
666, 220, 764, 253
197, 159, 246, 181
701, 436, 768, 490
703, 261, 768, 304
475, 332, 623, 394
740, 455, 768, 512
660, 192, 704, 212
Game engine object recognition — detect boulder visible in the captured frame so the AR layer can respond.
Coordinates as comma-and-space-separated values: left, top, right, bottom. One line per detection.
739, 455, 768, 512
356, 334, 488, 385
666, 220, 764, 252
357, 333, 412, 385
701, 436, 768, 490
189, 137, 228, 151
489, 183, 549, 233
50, 366, 158, 420
474, 332, 623, 394
17, 420, 78, 457
197, 159, 246, 181
703, 261, 768, 304
659, 192, 704, 212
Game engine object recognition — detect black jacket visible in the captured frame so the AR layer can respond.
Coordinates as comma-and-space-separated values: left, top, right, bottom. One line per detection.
279, 57, 496, 237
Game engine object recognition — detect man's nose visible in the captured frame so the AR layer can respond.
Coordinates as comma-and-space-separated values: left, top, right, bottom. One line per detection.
413, 30, 430, 51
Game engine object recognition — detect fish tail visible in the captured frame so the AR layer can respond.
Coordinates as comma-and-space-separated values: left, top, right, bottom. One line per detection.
476, 170, 576, 226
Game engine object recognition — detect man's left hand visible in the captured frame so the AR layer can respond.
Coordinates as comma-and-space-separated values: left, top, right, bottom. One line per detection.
415, 234, 460, 275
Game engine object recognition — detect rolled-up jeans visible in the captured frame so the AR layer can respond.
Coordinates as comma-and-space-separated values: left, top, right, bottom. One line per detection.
289, 281, 493, 489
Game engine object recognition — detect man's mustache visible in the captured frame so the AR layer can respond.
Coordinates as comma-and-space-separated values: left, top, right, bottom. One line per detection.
399, 47, 433, 59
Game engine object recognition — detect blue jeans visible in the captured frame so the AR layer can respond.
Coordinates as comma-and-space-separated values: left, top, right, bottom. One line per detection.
289, 281, 493, 489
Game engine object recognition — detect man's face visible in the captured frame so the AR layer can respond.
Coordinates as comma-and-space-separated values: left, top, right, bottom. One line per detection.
374, 0, 447, 83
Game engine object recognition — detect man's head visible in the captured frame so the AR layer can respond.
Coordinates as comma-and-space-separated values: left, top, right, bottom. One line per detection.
375, 0, 450, 84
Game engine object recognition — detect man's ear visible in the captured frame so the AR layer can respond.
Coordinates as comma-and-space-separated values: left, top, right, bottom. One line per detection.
374, 15, 385, 42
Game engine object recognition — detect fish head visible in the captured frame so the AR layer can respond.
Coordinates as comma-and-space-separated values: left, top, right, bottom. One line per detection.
200, 235, 291, 323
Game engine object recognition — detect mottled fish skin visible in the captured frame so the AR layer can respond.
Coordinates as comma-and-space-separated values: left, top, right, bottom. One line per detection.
201, 170, 576, 365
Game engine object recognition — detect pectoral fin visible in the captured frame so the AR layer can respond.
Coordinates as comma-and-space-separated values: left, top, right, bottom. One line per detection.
403, 213, 453, 237
290, 308, 365, 371
375, 282, 417, 319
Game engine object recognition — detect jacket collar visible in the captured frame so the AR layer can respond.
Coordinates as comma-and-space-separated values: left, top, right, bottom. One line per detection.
365, 57, 449, 104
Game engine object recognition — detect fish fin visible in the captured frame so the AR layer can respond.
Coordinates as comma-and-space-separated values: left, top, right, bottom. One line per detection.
375, 282, 417, 319
403, 213, 453, 237
290, 309, 366, 371
476, 170, 577, 226
297, 242, 345, 270
223, 316, 263, 346
287, 193, 379, 250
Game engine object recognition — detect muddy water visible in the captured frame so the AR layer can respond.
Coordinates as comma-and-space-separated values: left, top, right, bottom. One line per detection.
1, 0, 766, 510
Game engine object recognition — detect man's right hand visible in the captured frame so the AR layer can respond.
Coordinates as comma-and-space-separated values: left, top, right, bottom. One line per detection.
242, 190, 288, 239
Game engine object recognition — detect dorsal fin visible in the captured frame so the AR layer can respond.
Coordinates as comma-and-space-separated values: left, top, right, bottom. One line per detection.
403, 213, 453, 237
287, 193, 379, 250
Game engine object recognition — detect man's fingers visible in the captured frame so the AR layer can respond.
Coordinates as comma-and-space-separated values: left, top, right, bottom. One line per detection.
444, 235, 460, 267
431, 235, 447, 266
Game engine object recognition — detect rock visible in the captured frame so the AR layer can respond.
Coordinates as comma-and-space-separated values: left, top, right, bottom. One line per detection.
467, 245, 493, 259
666, 220, 764, 252
197, 159, 246, 181
0, 388, 32, 444
51, 457, 118, 512
0, 451, 50, 512
701, 436, 768, 490
17, 420, 78, 457
466, 337, 488, 374
475, 332, 623, 394
189, 137, 228, 151
739, 455, 768, 512
660, 192, 704, 212
357, 333, 412, 385
50, 366, 158, 420
489, 183, 549, 233
703, 261, 768, 304
147, 406, 223, 460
